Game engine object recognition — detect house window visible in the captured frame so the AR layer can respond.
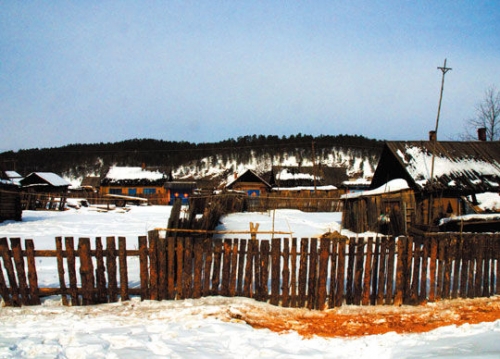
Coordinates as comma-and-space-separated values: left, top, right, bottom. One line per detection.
247, 190, 260, 197
128, 188, 137, 196
143, 188, 156, 195
109, 188, 122, 195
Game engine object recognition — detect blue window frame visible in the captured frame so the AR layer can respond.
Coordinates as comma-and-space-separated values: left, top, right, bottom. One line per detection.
109, 188, 122, 195
143, 188, 156, 195
128, 188, 137, 196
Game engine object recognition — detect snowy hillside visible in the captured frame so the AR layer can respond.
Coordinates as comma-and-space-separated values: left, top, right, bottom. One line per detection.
170, 147, 378, 185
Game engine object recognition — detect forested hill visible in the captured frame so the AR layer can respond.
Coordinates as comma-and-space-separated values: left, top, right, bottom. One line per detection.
0, 134, 384, 184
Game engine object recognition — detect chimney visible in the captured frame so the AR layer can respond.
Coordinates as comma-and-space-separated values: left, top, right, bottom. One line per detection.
141, 162, 146, 171
429, 131, 437, 142
234, 172, 238, 179
477, 128, 487, 141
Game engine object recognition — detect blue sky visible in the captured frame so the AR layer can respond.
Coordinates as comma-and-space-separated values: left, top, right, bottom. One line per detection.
1, 1, 499, 151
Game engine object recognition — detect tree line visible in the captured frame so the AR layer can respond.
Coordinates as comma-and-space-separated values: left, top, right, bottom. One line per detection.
0, 134, 383, 180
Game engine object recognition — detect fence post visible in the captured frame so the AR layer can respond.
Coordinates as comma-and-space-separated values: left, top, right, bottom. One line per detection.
65, 237, 78, 305
95, 237, 107, 304
10, 238, 30, 306
106, 237, 118, 303
361, 237, 373, 306
55, 237, 69, 305
394, 236, 406, 306
78, 238, 95, 305
307, 238, 318, 309
147, 231, 158, 300
25, 239, 40, 305
317, 237, 330, 310
118, 237, 129, 301
0, 238, 16, 306
139, 236, 149, 301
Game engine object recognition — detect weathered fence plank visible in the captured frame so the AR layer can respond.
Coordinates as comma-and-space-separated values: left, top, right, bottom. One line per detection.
307, 237, 318, 309
335, 238, 346, 307
11, 238, 29, 305
385, 237, 396, 305
95, 238, 107, 303
282, 238, 290, 307
139, 236, 149, 300
0, 238, 19, 306
78, 238, 94, 305
106, 236, 118, 303
25, 239, 40, 305
317, 237, 330, 310
353, 237, 364, 306
361, 237, 373, 306
55, 237, 68, 305
270, 237, 281, 306
298, 238, 308, 307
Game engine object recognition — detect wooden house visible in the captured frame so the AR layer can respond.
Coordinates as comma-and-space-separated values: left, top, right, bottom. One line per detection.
343, 140, 500, 234
0, 169, 22, 222
225, 169, 271, 196
100, 166, 170, 205
20, 172, 71, 210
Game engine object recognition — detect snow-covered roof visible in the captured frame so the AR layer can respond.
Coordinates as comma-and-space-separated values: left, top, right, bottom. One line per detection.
226, 169, 271, 189
472, 192, 500, 212
276, 169, 315, 181
22, 172, 71, 187
341, 179, 409, 199
105, 166, 165, 181
372, 141, 500, 193
5, 171, 22, 179
271, 185, 337, 191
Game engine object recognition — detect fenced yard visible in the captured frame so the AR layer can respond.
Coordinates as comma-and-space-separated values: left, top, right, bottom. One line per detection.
1, 231, 499, 308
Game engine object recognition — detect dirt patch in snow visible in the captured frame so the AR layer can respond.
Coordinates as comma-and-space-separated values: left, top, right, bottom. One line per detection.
225, 296, 500, 338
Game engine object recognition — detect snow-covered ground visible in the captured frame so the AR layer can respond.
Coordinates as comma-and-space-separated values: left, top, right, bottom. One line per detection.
1, 206, 500, 358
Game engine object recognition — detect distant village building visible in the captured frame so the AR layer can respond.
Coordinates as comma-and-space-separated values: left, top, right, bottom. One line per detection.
225, 169, 271, 196
100, 166, 170, 205
164, 181, 198, 205
20, 172, 71, 210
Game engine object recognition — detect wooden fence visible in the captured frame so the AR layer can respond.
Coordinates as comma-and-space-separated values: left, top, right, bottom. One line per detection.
1, 232, 500, 308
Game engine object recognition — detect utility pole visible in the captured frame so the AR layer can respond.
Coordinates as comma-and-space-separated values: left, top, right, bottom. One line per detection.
434, 58, 452, 136
311, 141, 317, 192
429, 59, 452, 226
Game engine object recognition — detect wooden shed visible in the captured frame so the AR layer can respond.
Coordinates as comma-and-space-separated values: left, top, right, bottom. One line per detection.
20, 172, 71, 210
0, 169, 22, 222
342, 179, 415, 235
367, 140, 500, 232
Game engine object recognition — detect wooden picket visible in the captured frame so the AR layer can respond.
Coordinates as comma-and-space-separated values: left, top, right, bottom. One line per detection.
1, 232, 500, 309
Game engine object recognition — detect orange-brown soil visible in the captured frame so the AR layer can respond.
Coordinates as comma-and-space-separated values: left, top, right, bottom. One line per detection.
224, 296, 500, 338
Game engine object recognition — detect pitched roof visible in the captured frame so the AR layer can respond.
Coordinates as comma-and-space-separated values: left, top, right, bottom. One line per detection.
226, 169, 271, 189
21, 172, 71, 187
371, 141, 500, 194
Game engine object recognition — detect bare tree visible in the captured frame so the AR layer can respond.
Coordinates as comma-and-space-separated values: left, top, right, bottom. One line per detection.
464, 86, 500, 141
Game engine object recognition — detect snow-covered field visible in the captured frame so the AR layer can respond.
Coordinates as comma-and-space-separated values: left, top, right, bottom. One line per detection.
1, 206, 500, 358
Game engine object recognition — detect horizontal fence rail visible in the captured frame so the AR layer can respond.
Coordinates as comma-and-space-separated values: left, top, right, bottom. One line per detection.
1, 232, 500, 308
